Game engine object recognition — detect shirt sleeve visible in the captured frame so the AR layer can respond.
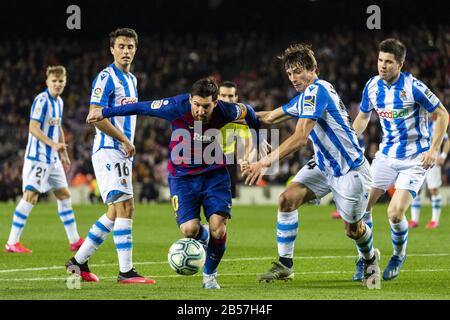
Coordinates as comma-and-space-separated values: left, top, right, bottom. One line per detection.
101, 96, 187, 121
281, 95, 300, 117
298, 84, 327, 120
90, 72, 115, 107
412, 79, 442, 112
360, 80, 374, 113
30, 95, 48, 123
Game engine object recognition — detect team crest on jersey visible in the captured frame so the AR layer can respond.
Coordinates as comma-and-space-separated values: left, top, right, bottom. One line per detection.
120, 97, 138, 105
120, 178, 127, 186
400, 90, 407, 100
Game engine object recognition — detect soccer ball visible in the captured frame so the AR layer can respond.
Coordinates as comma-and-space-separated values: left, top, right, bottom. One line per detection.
168, 238, 206, 275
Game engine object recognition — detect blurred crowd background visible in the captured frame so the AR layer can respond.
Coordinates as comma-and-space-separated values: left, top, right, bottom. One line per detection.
0, 0, 449, 202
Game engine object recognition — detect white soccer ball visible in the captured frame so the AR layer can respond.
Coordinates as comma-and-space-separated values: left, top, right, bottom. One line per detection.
168, 238, 206, 275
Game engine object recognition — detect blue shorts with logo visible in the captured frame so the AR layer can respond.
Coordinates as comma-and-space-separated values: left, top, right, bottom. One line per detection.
168, 167, 232, 225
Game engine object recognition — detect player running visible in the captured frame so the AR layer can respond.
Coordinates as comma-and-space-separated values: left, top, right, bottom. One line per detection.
5, 66, 84, 253
86, 78, 261, 289
351, 38, 448, 281
242, 44, 380, 287
65, 28, 155, 284
409, 116, 449, 229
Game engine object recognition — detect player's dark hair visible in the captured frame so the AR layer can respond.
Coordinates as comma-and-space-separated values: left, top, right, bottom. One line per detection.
278, 43, 319, 74
379, 38, 406, 63
191, 78, 219, 101
109, 28, 138, 47
219, 81, 237, 89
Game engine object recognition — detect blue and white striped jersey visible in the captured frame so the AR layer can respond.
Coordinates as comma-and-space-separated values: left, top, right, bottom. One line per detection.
282, 79, 365, 177
360, 72, 442, 159
25, 89, 63, 164
90, 63, 138, 154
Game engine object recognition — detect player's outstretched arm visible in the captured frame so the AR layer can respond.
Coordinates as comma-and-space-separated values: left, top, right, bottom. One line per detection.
257, 107, 292, 124
87, 104, 135, 158
87, 98, 185, 124
352, 111, 371, 136
242, 118, 315, 185
29, 120, 67, 153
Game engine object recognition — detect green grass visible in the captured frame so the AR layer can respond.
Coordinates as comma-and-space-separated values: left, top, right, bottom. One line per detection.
0, 203, 449, 300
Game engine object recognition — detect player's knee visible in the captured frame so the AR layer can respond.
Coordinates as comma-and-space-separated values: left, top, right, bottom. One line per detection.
23, 191, 39, 205
429, 189, 439, 197
179, 223, 200, 238
210, 224, 226, 239
345, 228, 359, 240
344, 223, 362, 240
55, 188, 71, 200
387, 206, 405, 222
279, 192, 298, 212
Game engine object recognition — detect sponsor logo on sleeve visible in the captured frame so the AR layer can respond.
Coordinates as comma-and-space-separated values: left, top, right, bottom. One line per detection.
424, 88, 435, 101
302, 95, 316, 115
93, 87, 102, 99
234, 103, 247, 120
151, 100, 163, 109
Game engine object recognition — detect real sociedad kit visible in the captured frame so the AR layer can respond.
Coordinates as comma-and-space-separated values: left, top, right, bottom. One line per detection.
282, 78, 372, 223
360, 72, 442, 197
90, 63, 138, 204
23, 89, 68, 193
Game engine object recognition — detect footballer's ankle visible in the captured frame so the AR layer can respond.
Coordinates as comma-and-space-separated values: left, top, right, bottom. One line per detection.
279, 257, 293, 268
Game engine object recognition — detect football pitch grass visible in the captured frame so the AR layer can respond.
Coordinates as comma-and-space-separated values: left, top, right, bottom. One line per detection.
0, 203, 449, 300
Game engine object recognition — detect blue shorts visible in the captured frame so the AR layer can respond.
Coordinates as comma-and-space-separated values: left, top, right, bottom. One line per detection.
168, 167, 232, 225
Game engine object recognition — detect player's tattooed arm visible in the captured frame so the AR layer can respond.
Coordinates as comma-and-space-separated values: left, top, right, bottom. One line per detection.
352, 111, 371, 136
87, 104, 136, 158
29, 120, 67, 152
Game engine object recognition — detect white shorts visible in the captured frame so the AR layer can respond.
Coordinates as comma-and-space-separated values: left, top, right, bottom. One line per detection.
371, 151, 427, 196
92, 148, 133, 204
292, 159, 372, 223
424, 165, 442, 189
22, 159, 68, 193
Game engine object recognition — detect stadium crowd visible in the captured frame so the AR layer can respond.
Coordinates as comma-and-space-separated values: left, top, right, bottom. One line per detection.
1, 25, 449, 202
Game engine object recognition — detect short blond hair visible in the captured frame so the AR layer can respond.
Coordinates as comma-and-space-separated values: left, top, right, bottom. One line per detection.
46, 65, 66, 78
